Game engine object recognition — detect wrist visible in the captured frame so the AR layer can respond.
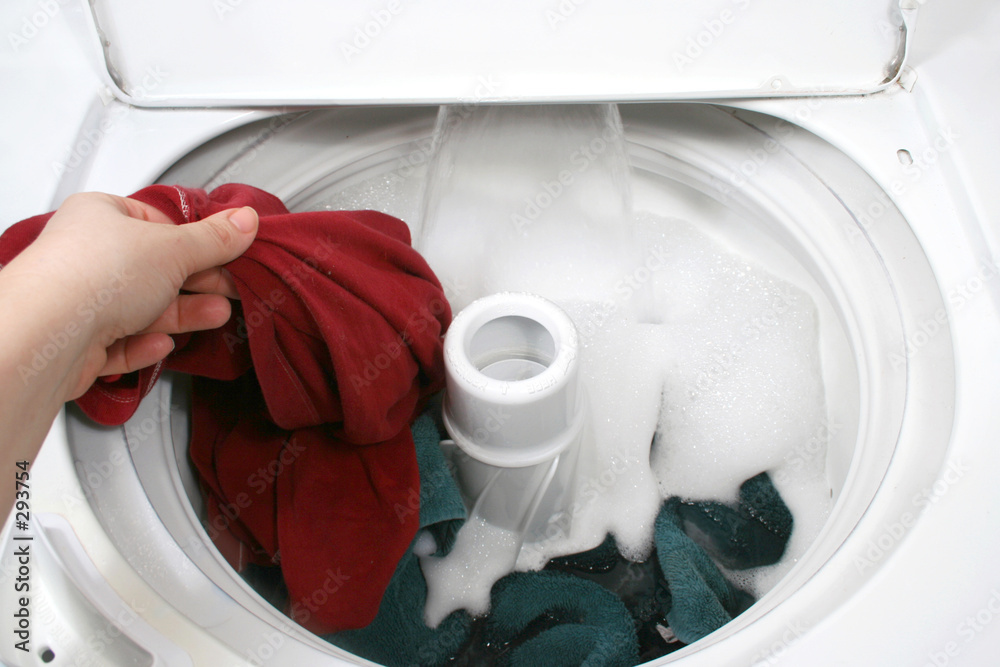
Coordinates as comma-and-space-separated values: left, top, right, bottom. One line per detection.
0, 254, 100, 404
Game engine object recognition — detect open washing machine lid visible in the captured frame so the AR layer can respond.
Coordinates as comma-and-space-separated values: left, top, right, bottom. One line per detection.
87, 0, 912, 106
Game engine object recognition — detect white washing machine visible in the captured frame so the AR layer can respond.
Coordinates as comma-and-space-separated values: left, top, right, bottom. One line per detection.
1, 0, 999, 665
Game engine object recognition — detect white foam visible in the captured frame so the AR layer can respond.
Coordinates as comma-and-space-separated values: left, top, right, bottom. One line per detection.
516, 313, 665, 569
637, 213, 831, 595
420, 517, 520, 628
420, 212, 833, 611
642, 214, 827, 503
414, 105, 834, 619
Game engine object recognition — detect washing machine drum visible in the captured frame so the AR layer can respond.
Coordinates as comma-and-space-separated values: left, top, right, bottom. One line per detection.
50, 101, 954, 666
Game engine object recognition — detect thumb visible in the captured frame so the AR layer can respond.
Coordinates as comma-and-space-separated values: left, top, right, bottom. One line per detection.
172, 207, 258, 278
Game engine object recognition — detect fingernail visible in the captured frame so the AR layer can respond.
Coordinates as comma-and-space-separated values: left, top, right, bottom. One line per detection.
228, 207, 257, 233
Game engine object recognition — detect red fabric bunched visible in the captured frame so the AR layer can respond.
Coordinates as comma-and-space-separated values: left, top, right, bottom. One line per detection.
0, 184, 452, 632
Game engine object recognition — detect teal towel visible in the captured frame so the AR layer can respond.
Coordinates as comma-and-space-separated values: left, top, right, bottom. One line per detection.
655, 499, 746, 644
328, 414, 471, 667
412, 413, 466, 556
653, 471, 790, 645
486, 571, 640, 667
676, 472, 793, 570
329, 439, 792, 664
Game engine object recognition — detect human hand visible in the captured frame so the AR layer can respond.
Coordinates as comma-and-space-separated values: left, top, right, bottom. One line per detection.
1, 191, 258, 400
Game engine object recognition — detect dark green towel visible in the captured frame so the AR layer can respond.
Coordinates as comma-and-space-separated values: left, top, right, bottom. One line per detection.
328, 414, 471, 667
655, 499, 746, 644
655, 472, 789, 644
412, 413, 466, 556
486, 571, 640, 667
328, 436, 792, 665
675, 472, 793, 570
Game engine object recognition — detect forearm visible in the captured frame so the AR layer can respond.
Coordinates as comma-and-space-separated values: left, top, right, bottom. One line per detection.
0, 255, 94, 516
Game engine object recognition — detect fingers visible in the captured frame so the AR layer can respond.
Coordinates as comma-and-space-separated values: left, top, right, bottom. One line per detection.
98, 293, 234, 376
94, 293, 233, 381
173, 207, 258, 279
140, 293, 233, 335
182, 267, 241, 299
100, 333, 175, 378
118, 195, 177, 225
38, 196, 259, 397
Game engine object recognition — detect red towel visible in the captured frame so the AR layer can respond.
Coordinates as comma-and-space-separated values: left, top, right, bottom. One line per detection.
0, 184, 451, 633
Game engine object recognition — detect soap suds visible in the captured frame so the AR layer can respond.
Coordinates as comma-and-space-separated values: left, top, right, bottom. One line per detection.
420, 517, 521, 627
419, 211, 832, 613
411, 104, 834, 619
643, 214, 827, 503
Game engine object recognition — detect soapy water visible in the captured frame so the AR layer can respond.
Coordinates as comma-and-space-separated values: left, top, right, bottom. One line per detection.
416, 104, 638, 314
410, 104, 833, 624
421, 518, 522, 627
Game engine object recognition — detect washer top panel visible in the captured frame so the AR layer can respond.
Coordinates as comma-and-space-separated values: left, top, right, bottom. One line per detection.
88, 0, 908, 106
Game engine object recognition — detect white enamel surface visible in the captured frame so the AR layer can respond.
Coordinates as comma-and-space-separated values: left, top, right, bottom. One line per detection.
86, 0, 904, 105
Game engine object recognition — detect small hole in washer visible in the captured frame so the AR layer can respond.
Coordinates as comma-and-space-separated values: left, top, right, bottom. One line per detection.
468, 315, 556, 381
897, 149, 913, 165
40, 647, 55, 663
